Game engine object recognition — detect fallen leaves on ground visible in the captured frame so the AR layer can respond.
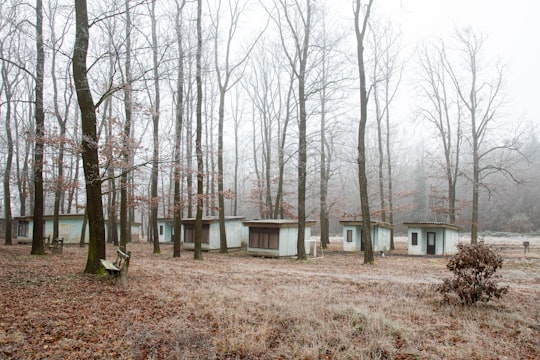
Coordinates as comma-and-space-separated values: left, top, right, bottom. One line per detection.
1, 240, 539, 359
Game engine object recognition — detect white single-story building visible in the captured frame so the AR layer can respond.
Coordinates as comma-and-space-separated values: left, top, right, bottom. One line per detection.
339, 219, 393, 252
157, 218, 174, 243
243, 219, 316, 257
403, 222, 461, 255
182, 216, 247, 251
15, 214, 141, 244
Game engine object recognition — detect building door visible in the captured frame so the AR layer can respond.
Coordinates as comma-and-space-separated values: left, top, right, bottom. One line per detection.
427, 232, 436, 255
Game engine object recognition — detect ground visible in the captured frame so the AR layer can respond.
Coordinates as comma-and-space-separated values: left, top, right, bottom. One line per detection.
0, 236, 539, 359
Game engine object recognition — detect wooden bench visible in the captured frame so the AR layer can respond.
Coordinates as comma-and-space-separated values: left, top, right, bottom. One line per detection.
100, 249, 131, 278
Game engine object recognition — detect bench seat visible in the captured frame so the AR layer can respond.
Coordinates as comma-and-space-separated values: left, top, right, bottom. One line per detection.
100, 249, 131, 277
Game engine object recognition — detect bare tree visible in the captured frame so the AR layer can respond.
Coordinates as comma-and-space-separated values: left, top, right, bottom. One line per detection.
316, 6, 347, 249
31, 0, 46, 255
47, 1, 74, 242
209, 0, 259, 253
269, 0, 312, 260
1, 33, 18, 245
353, 0, 374, 264
149, 0, 161, 254
370, 20, 401, 249
73, 0, 106, 273
120, 0, 133, 250
242, 36, 295, 220
417, 41, 462, 225
444, 29, 520, 244
194, 0, 204, 260
173, 0, 186, 258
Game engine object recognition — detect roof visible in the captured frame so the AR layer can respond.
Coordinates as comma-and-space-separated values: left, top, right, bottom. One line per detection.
14, 214, 141, 225
183, 216, 245, 225
403, 222, 462, 231
339, 218, 393, 229
242, 219, 317, 228
15, 214, 86, 221
158, 216, 245, 224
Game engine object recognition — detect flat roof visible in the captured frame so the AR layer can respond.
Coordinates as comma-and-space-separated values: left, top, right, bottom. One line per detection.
339, 219, 393, 229
243, 219, 317, 228
403, 222, 462, 231
182, 216, 245, 224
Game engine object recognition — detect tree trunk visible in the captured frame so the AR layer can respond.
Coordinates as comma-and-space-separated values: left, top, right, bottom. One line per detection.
471, 141, 479, 244
354, 0, 375, 264
194, 0, 204, 260
320, 82, 329, 249
79, 207, 87, 247
218, 88, 228, 253
31, 0, 45, 255
296, 1, 311, 261
385, 87, 395, 250
73, 0, 106, 273
274, 73, 293, 220
150, 0, 161, 254
2, 55, 13, 245
173, 0, 186, 258
374, 85, 386, 223
120, 0, 133, 250
66, 109, 80, 214
105, 98, 118, 246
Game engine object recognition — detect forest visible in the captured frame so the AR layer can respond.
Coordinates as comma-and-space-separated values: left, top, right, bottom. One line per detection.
1, 0, 539, 259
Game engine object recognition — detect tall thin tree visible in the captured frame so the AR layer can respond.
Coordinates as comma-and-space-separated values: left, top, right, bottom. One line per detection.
173, 0, 186, 258
31, 0, 45, 255
194, 0, 204, 260
120, 0, 133, 250
353, 0, 374, 264
149, 0, 161, 254
73, 0, 106, 272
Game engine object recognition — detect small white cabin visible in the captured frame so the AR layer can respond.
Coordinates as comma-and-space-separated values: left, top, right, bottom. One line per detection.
15, 214, 141, 244
157, 218, 174, 243
243, 219, 316, 257
182, 216, 246, 251
404, 222, 461, 255
339, 219, 393, 252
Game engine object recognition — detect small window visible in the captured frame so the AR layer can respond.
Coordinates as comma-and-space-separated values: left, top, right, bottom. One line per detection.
411, 232, 418, 246
159, 225, 164, 236
346, 230, 353, 243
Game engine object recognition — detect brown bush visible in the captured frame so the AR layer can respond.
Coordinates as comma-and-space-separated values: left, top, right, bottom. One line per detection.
437, 242, 509, 305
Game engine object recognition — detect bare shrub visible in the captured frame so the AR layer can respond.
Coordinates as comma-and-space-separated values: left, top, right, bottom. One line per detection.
437, 243, 509, 305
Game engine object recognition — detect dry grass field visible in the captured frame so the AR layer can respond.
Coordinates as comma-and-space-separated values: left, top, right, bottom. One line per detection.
1, 236, 539, 359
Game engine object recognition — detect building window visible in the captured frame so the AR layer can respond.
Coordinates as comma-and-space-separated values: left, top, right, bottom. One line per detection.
183, 224, 210, 244
346, 230, 353, 243
249, 228, 279, 249
411, 232, 418, 246
159, 225, 164, 236
17, 221, 29, 237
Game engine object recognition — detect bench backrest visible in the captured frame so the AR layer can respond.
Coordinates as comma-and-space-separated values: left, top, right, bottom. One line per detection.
115, 249, 131, 269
